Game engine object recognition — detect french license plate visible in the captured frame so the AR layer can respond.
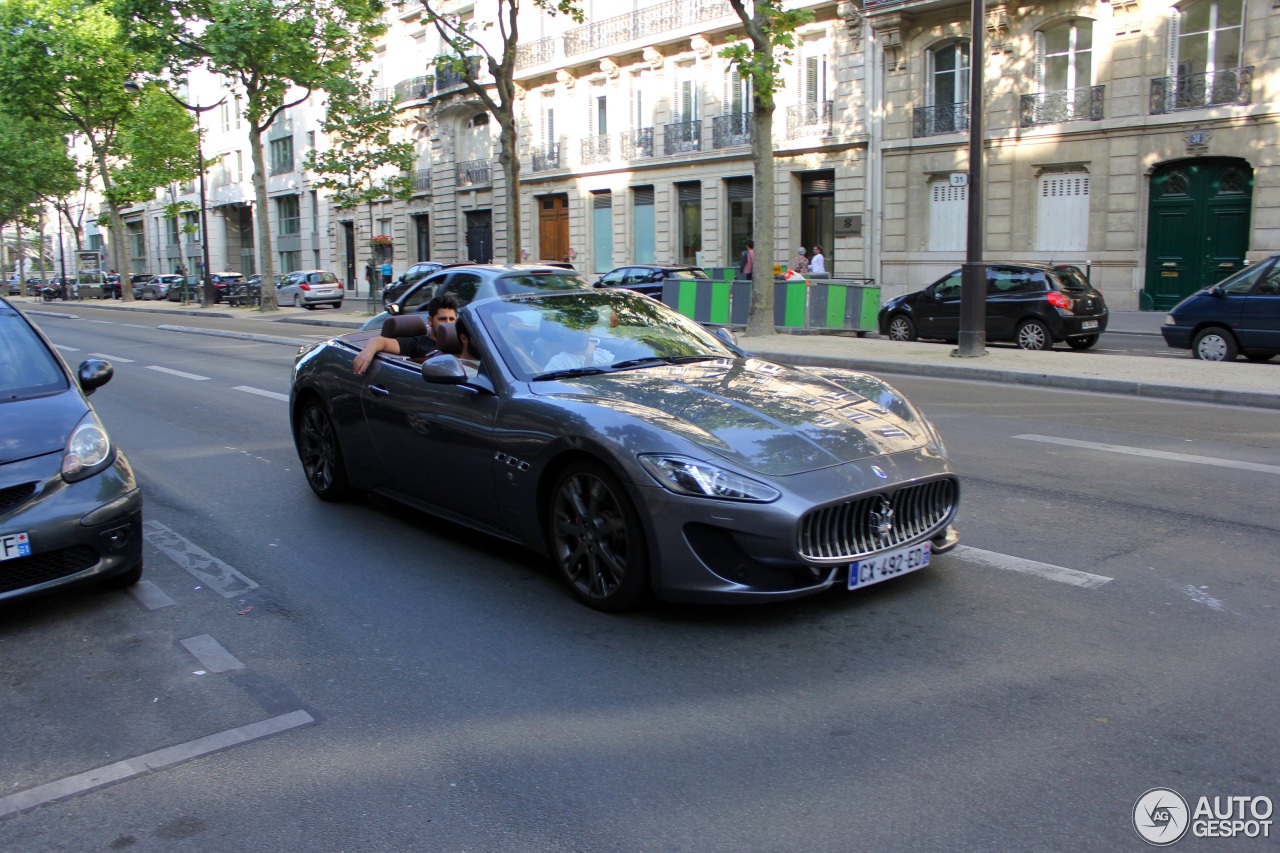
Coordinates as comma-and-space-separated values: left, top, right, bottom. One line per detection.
0, 531, 32, 562
848, 542, 930, 590
1081, 320, 1099, 330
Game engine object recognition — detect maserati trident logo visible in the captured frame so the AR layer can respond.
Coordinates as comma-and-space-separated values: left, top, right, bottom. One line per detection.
871, 465, 888, 479
869, 496, 895, 540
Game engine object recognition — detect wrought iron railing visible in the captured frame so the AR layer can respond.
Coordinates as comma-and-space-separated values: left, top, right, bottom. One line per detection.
621, 128, 654, 160
786, 101, 832, 139
1020, 86, 1104, 127
436, 57, 482, 91
712, 113, 751, 148
663, 120, 702, 155
456, 158, 490, 187
371, 87, 394, 104
413, 169, 431, 193
395, 75, 433, 101
565, 0, 733, 57
1149, 67, 1253, 114
515, 37, 559, 70
580, 135, 611, 165
531, 142, 560, 172
913, 102, 969, 137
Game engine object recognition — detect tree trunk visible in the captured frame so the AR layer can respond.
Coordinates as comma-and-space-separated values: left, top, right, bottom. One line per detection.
498, 114, 521, 264
745, 100, 777, 336
94, 147, 135, 301
249, 125, 278, 311
14, 220, 24, 288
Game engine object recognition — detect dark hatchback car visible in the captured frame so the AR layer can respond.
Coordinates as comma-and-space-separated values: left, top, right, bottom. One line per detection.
1160, 254, 1280, 362
381, 261, 445, 308
0, 299, 143, 602
879, 263, 1109, 350
594, 264, 709, 298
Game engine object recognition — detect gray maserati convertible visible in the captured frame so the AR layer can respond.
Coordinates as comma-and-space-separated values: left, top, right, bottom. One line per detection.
289, 288, 958, 610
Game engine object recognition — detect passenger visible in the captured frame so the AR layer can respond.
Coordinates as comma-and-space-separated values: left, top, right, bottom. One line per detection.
431, 320, 483, 380
352, 294, 459, 375
542, 327, 615, 372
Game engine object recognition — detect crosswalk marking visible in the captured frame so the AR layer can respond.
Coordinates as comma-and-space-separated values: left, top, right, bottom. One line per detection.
1015, 434, 1280, 476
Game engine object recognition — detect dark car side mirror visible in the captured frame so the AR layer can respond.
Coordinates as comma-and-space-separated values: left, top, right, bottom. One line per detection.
77, 358, 113, 395
421, 354, 468, 384
1208, 284, 1225, 297
388, 303, 401, 315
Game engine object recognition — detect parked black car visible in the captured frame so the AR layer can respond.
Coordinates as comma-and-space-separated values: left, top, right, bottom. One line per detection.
0, 297, 144, 601
1160, 254, 1280, 361
209, 272, 245, 302
103, 274, 122, 299
381, 262, 445, 308
878, 263, 1108, 350
594, 264, 709, 298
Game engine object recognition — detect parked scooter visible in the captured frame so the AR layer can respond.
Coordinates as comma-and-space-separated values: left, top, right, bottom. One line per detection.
40, 283, 60, 302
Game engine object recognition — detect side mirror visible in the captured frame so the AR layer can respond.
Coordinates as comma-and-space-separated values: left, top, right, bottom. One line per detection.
421, 354, 468, 384
1208, 284, 1225, 297
711, 326, 748, 356
388, 303, 401, 315
77, 358, 113, 394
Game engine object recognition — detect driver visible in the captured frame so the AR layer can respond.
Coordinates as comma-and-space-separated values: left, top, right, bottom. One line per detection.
542, 326, 615, 372
353, 294, 459, 375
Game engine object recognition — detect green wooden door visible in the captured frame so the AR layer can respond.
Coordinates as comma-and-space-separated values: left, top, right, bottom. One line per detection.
1144, 159, 1253, 311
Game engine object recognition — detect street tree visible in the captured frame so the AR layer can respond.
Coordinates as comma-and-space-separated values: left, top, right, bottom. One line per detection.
0, 0, 156, 296
117, 0, 388, 311
419, 0, 585, 263
0, 108, 77, 284
306, 77, 415, 295
720, 0, 811, 336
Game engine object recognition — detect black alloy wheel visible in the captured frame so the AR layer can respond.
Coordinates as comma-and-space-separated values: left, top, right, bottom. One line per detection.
1192, 327, 1238, 362
1016, 319, 1052, 350
548, 461, 649, 611
1066, 334, 1099, 350
296, 401, 350, 501
887, 314, 918, 342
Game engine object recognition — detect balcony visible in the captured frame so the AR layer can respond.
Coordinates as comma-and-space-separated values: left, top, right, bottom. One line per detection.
786, 101, 832, 139
581, 135, 611, 165
515, 37, 559, 71
621, 128, 654, 160
564, 0, 733, 58
663, 120, 702, 155
1020, 86, 1104, 127
531, 142, 561, 172
1149, 67, 1253, 114
436, 57, 482, 92
913, 102, 969, 138
456, 158, 490, 187
712, 113, 752, 149
395, 75, 433, 102
413, 169, 431, 193
372, 87, 394, 104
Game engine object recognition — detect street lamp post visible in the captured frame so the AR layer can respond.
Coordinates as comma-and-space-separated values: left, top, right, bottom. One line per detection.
123, 80, 225, 308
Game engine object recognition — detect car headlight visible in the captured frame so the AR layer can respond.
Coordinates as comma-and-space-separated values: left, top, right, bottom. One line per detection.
638, 454, 780, 502
1164, 314, 1176, 325
62, 411, 114, 482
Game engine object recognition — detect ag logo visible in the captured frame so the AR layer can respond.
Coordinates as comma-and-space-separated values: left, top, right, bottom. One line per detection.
1134, 788, 1190, 846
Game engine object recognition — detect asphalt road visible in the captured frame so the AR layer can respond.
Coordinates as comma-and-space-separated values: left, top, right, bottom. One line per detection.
2, 312, 1276, 852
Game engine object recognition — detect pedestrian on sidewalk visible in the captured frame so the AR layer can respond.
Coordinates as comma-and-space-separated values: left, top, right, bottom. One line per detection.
791, 247, 809, 275
809, 245, 826, 275
737, 240, 755, 280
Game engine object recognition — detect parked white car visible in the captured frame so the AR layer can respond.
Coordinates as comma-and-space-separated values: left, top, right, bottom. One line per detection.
276, 270, 344, 309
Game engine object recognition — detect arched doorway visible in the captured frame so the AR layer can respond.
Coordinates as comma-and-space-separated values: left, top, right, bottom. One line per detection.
1143, 157, 1253, 311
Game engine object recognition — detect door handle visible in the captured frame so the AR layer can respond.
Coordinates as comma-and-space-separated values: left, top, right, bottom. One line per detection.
1162, 262, 1178, 268
369, 385, 390, 397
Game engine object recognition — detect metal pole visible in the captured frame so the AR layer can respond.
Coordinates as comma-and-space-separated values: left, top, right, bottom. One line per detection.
196, 108, 215, 308
955, 0, 987, 357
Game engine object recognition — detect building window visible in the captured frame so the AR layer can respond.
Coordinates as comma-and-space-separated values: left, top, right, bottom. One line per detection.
1035, 168, 1090, 252
270, 137, 294, 175
1038, 20, 1093, 92
310, 190, 319, 235
184, 211, 201, 243
676, 181, 702, 266
928, 180, 967, 252
1172, 0, 1243, 78
632, 186, 655, 264
276, 195, 300, 236
235, 151, 244, 182
592, 191, 613, 273
166, 216, 180, 246
918, 42, 970, 136
279, 250, 301, 273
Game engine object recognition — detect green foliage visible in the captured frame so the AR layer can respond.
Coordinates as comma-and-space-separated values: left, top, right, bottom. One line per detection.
0, 108, 77, 228
718, 0, 813, 103
108, 84, 199, 208
307, 77, 415, 210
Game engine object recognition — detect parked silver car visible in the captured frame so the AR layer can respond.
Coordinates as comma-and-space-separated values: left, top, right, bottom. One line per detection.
276, 270, 344, 309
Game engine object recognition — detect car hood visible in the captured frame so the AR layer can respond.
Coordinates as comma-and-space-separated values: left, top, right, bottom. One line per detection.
0, 389, 84, 465
533, 359, 937, 476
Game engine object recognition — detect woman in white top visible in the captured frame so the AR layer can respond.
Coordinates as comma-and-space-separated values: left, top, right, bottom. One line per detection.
809, 245, 826, 275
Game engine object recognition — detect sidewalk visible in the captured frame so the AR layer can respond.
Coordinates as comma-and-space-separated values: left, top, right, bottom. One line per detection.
17, 295, 1279, 411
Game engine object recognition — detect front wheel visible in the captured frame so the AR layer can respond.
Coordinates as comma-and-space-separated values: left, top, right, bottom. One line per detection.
1066, 334, 1099, 350
296, 401, 350, 501
547, 461, 650, 611
1016, 319, 1052, 350
1192, 327, 1238, 361
887, 314, 918, 342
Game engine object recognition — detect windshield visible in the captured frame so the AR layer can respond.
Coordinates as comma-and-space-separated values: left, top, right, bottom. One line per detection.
0, 307, 68, 402
495, 272, 590, 296
1050, 266, 1091, 291
476, 290, 738, 381
671, 269, 710, 280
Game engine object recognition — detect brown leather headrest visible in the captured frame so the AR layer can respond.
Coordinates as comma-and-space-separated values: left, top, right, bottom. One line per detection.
381, 313, 428, 338
433, 321, 463, 355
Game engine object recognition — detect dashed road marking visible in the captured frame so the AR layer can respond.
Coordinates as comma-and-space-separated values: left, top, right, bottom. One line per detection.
0, 710, 314, 819
950, 546, 1113, 588
234, 385, 289, 402
88, 352, 135, 363
145, 365, 210, 381
53, 344, 80, 352
1015, 434, 1280, 476
180, 634, 244, 672
143, 520, 258, 597
87, 319, 114, 324
127, 580, 175, 609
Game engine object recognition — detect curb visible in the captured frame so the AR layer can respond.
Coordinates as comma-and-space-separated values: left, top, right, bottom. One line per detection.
157, 325, 312, 348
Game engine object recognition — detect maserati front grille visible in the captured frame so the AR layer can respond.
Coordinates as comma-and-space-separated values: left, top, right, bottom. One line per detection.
798, 478, 958, 561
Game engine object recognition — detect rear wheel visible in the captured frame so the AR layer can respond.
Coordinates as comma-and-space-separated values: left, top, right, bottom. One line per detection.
1016, 319, 1052, 350
1066, 334, 1099, 350
547, 461, 650, 611
1192, 327, 1238, 361
887, 314, 918, 342
296, 401, 350, 501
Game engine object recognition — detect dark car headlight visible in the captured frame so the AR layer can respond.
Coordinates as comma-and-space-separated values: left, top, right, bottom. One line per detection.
62, 411, 114, 482
638, 454, 780, 502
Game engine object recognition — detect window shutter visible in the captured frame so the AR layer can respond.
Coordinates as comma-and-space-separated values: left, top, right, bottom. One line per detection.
726, 176, 753, 199
1035, 31, 1046, 91
925, 49, 936, 106
1167, 9, 1181, 77
546, 108, 555, 147
724, 67, 732, 114
633, 185, 655, 206
806, 56, 818, 103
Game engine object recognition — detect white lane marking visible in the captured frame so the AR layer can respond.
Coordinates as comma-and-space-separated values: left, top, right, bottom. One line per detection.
127, 580, 175, 609
87, 319, 114, 324
950, 545, 1113, 588
0, 710, 314, 819
88, 352, 136, 363
142, 520, 258, 597
120, 324, 151, 329
180, 634, 244, 672
54, 344, 80, 352
145, 365, 210, 381
1015, 434, 1280, 476
234, 385, 289, 402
